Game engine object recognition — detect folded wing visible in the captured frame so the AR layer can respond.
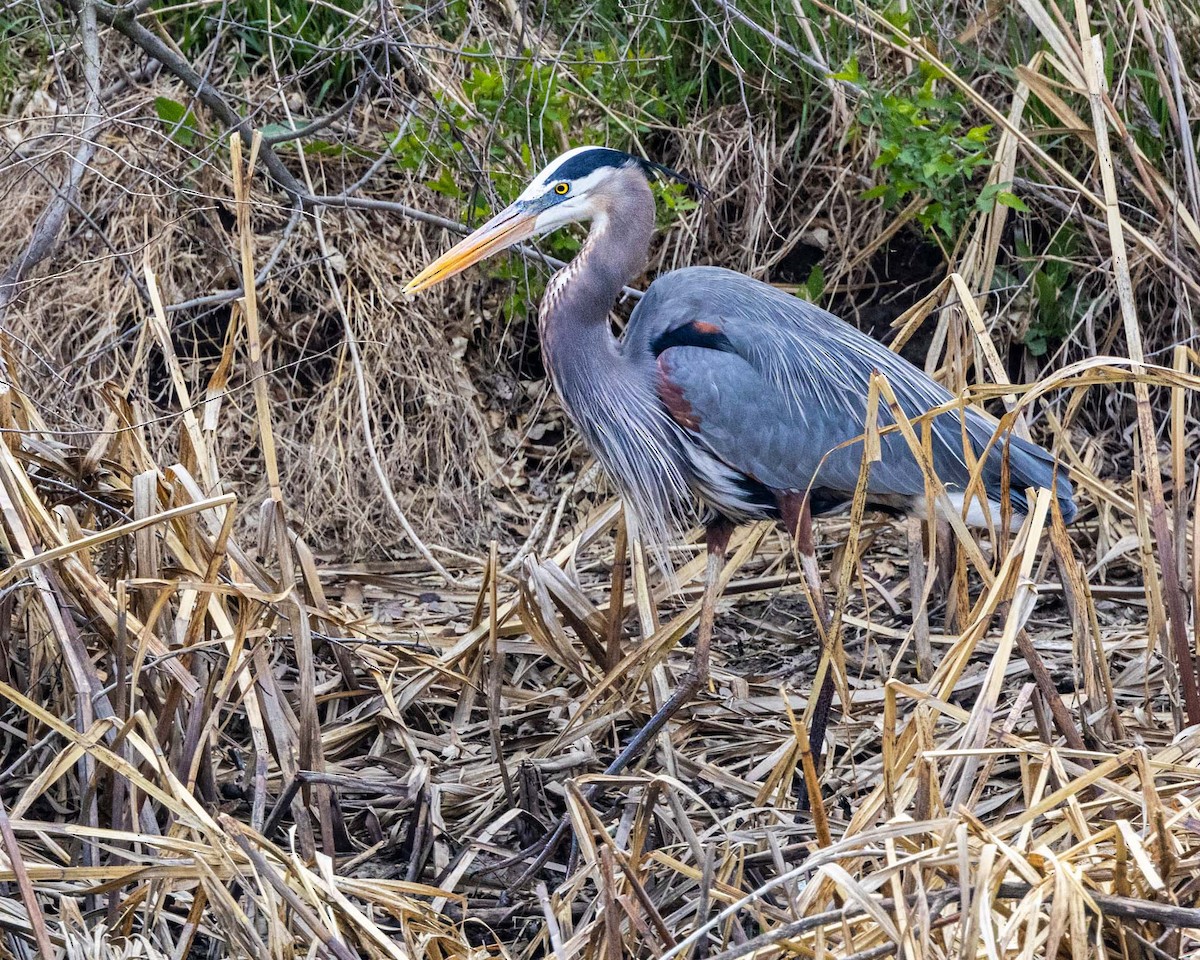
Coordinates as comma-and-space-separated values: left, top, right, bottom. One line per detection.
627, 266, 1076, 524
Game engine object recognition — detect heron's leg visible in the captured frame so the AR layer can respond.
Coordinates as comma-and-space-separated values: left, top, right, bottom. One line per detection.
780, 494, 836, 766
602, 519, 733, 778
795, 499, 836, 764
504, 521, 733, 889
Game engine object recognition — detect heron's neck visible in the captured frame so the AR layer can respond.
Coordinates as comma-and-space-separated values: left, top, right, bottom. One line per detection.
538, 171, 655, 380
534, 172, 694, 556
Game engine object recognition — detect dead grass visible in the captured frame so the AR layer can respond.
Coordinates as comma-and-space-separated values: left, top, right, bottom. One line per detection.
0, 0, 1198, 957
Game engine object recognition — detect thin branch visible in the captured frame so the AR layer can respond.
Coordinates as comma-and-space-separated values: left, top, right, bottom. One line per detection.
707, 0, 860, 96
98, 54, 159, 99
61, 0, 645, 311
996, 881, 1200, 928
166, 196, 304, 313
277, 78, 460, 584
0, 0, 103, 321
165, 193, 641, 314
58, 0, 310, 199
702, 890, 959, 960
260, 94, 361, 146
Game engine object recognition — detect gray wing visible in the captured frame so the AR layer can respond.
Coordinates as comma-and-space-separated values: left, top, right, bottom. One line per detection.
624, 266, 1076, 520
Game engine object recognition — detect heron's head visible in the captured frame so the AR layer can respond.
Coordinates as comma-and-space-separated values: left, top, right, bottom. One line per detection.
404, 146, 688, 294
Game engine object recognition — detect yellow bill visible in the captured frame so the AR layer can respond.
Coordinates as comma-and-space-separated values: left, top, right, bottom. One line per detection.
404, 203, 537, 295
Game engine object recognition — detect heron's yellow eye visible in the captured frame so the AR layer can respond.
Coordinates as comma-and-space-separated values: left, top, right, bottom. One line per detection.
554, 182, 570, 195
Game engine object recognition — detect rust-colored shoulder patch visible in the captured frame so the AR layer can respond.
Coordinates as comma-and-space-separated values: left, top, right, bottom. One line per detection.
656, 355, 701, 431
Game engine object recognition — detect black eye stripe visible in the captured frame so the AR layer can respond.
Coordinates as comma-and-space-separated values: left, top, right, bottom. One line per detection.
545, 147, 631, 182
534, 146, 702, 196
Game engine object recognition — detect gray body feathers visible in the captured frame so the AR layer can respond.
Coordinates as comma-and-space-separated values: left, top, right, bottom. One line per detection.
607, 266, 1076, 531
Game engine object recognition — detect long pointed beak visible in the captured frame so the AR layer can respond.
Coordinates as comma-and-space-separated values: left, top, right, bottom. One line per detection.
404, 203, 538, 295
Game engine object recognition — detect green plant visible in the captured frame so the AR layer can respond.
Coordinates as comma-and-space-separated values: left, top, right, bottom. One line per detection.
0, 8, 51, 109
154, 0, 365, 106
801, 263, 826, 302
153, 96, 200, 147
849, 59, 995, 243
388, 44, 706, 322
1016, 226, 1084, 356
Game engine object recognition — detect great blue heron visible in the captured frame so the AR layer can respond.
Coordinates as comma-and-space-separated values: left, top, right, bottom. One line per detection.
406, 145, 1077, 779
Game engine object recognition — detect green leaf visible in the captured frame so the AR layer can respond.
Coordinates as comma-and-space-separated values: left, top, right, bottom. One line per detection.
996, 190, 1028, 211
935, 204, 953, 237
976, 182, 1028, 214
260, 122, 312, 140
882, 6, 910, 30
805, 263, 826, 301
153, 96, 187, 125
917, 62, 946, 83
153, 96, 197, 147
874, 142, 901, 167
1033, 270, 1058, 305
830, 56, 859, 82
426, 167, 462, 199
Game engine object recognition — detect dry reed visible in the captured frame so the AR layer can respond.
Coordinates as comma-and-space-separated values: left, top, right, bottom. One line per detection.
0, 0, 1197, 957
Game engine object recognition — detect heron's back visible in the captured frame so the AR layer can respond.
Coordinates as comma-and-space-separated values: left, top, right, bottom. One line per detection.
626, 266, 1077, 526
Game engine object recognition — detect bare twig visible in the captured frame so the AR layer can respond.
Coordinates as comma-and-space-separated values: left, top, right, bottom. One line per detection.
0, 0, 103, 320
996, 881, 1200, 928
283, 102, 459, 584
